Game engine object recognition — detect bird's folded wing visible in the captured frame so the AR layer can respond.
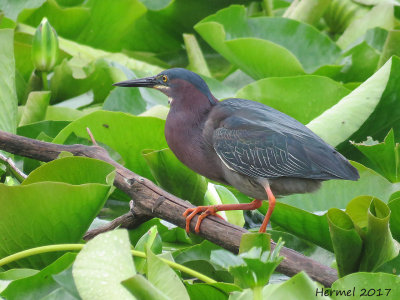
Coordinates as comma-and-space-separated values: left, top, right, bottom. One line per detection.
213, 127, 310, 178
213, 126, 349, 180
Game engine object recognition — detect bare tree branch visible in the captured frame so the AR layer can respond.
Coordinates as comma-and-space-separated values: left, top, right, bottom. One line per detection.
0, 152, 27, 181
0, 130, 338, 286
84, 200, 151, 240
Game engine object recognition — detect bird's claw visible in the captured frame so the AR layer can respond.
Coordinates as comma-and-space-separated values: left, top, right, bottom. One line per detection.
182, 206, 224, 233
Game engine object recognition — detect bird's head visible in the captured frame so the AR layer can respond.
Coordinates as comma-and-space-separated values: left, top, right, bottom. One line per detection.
113, 68, 217, 107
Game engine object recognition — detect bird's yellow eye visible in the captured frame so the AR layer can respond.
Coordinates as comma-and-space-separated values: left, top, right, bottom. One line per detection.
162, 75, 168, 83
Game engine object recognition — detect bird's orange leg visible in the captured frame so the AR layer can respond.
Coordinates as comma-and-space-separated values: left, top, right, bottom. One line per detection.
182, 199, 264, 233
259, 185, 276, 233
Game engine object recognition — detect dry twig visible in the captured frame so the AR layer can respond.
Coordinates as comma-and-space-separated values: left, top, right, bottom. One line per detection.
0, 152, 27, 181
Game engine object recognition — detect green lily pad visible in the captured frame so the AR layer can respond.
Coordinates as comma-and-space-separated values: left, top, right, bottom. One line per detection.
359, 198, 399, 272
0, 0, 46, 20
19, 91, 50, 126
142, 148, 207, 206
133, 225, 162, 273
337, 2, 394, 50
50, 58, 124, 104
327, 208, 363, 277
270, 202, 333, 251
379, 29, 400, 68
307, 57, 395, 147
281, 162, 400, 212
352, 129, 400, 183
388, 197, 400, 242
331, 272, 400, 300
205, 184, 245, 228
0, 157, 115, 269
326, 196, 399, 275
53, 111, 167, 182
195, 5, 341, 79
236, 75, 350, 124
146, 248, 190, 300
0, 29, 18, 133
17, 120, 70, 139
184, 282, 229, 300
72, 230, 136, 300
122, 275, 169, 300
1, 253, 76, 300
336, 42, 380, 83
45, 106, 85, 121
262, 272, 327, 299
18, 0, 252, 57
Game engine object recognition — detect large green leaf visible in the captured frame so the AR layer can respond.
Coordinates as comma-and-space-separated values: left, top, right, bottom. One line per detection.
22, 156, 115, 185
352, 130, 400, 183
327, 208, 363, 277
195, 5, 341, 79
124, 0, 253, 55
45, 106, 85, 121
103, 66, 168, 114
50, 58, 124, 104
388, 197, 400, 242
210, 235, 283, 289
0, 29, 18, 133
1, 253, 76, 300
133, 225, 162, 273
236, 75, 350, 124
146, 248, 190, 300
173, 241, 231, 283
18, 0, 90, 39
0, 0, 46, 20
103, 85, 146, 116
0, 269, 38, 294
19, 0, 145, 53
270, 202, 333, 251
17, 120, 70, 139
280, 162, 400, 212
307, 56, 400, 152
72, 230, 136, 300
325, 197, 399, 275
379, 29, 400, 68
358, 198, 399, 272
0, 157, 115, 269
231, 162, 397, 251
19, 91, 50, 126
205, 184, 245, 228
185, 282, 228, 300
53, 111, 167, 182
143, 148, 207, 206
262, 272, 327, 300
331, 272, 400, 300
307, 58, 390, 147
122, 275, 170, 300
336, 42, 380, 83
14, 23, 162, 106
337, 2, 394, 49
18, 0, 251, 56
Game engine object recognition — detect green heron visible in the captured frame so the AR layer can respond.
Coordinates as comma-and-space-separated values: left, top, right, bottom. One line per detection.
114, 68, 359, 233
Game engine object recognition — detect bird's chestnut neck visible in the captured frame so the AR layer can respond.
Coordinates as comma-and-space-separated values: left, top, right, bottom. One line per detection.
166, 79, 218, 117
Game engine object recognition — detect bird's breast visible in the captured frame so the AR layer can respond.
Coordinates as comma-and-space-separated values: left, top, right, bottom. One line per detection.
165, 112, 225, 183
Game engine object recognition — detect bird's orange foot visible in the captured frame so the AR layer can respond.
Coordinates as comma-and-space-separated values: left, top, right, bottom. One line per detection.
183, 206, 225, 233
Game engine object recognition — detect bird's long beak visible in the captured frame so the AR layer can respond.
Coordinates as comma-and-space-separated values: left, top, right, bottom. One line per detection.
113, 76, 158, 87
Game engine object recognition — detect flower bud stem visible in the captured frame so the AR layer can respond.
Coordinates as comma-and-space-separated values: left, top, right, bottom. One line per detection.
41, 71, 49, 90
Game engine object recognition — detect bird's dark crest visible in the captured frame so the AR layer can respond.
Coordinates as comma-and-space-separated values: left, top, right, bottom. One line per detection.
160, 68, 217, 104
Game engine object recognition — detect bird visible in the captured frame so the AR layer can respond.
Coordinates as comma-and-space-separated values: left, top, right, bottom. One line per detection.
113, 68, 359, 234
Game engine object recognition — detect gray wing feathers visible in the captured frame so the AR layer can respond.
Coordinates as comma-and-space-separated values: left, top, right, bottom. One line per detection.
211, 99, 359, 180
214, 128, 313, 179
